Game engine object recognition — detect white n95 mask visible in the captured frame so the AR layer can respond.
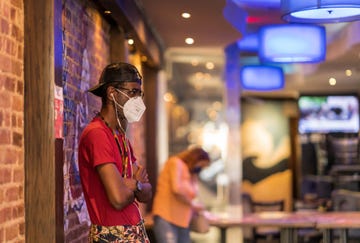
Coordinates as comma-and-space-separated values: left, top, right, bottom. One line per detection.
122, 96, 146, 123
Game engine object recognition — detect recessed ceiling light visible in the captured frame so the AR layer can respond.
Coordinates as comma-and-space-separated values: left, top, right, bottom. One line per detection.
329, 77, 336, 86
345, 69, 352, 77
206, 62, 215, 70
185, 38, 194, 45
127, 39, 134, 45
181, 12, 191, 19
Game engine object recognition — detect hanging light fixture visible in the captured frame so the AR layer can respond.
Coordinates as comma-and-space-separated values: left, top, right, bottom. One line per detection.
240, 65, 285, 91
282, 0, 360, 23
258, 24, 326, 63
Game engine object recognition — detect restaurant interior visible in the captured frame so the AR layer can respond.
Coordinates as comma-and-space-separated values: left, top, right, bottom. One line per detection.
138, 0, 360, 242
6, 0, 360, 242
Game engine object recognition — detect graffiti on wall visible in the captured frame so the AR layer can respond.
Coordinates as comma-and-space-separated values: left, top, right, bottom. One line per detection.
63, 49, 91, 229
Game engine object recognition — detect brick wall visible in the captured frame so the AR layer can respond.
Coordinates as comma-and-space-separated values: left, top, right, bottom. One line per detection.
62, 0, 110, 241
0, 0, 25, 242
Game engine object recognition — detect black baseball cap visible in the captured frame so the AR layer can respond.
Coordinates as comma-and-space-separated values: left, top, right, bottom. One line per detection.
88, 62, 142, 97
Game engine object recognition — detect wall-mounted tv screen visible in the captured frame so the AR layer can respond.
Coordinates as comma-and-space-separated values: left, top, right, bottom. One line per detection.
298, 95, 359, 134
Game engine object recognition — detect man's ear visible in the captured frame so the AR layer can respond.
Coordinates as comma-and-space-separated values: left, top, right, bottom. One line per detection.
106, 86, 116, 101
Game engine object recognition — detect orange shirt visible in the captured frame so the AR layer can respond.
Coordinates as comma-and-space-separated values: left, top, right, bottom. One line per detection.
152, 156, 196, 228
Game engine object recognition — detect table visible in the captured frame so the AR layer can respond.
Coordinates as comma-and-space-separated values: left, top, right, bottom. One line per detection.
208, 216, 244, 243
208, 211, 316, 243
315, 211, 360, 243
209, 210, 360, 243
243, 212, 316, 243
144, 211, 360, 243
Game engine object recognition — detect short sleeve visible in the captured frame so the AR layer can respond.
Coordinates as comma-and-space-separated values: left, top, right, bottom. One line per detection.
81, 127, 117, 168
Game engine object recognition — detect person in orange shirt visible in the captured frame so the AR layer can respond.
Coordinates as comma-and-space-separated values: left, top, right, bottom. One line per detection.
152, 146, 210, 243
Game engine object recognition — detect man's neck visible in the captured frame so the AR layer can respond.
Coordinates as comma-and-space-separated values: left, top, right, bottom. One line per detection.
99, 108, 116, 130
99, 107, 127, 134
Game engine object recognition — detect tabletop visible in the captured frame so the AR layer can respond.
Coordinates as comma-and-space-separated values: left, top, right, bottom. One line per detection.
209, 211, 317, 228
315, 211, 360, 229
208, 210, 360, 243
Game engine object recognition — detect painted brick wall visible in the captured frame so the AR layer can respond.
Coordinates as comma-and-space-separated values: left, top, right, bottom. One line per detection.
0, 0, 25, 242
62, 0, 110, 242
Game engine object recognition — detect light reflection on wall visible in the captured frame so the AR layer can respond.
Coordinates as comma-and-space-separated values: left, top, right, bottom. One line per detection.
201, 121, 229, 161
164, 87, 229, 157
164, 91, 191, 153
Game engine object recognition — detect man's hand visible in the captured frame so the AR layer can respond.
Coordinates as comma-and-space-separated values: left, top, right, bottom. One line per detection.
132, 163, 152, 202
134, 164, 149, 183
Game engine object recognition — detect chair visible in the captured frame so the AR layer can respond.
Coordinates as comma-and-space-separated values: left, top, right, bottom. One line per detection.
331, 189, 360, 240
332, 189, 360, 211
249, 198, 285, 242
328, 136, 359, 165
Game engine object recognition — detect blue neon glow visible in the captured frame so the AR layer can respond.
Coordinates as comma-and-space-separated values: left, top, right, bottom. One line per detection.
258, 24, 326, 63
223, 0, 248, 34
237, 33, 259, 52
240, 65, 284, 91
232, 0, 280, 8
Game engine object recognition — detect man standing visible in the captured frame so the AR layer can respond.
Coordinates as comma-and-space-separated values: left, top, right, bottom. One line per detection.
78, 62, 152, 242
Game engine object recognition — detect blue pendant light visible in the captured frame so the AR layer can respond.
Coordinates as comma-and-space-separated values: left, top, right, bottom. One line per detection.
282, 0, 360, 23
258, 24, 326, 63
240, 65, 284, 91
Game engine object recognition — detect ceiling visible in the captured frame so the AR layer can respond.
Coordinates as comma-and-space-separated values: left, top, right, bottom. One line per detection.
138, 0, 360, 101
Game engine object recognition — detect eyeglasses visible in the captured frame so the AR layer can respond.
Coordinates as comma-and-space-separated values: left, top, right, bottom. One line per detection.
116, 87, 144, 98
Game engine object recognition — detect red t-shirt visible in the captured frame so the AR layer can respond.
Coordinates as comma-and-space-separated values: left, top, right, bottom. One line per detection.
78, 117, 141, 226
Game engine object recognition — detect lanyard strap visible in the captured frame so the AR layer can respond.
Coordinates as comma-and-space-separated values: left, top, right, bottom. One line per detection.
98, 114, 133, 178
113, 132, 133, 178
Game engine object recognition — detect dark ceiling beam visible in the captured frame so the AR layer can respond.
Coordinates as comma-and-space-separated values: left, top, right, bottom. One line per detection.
96, 0, 164, 67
